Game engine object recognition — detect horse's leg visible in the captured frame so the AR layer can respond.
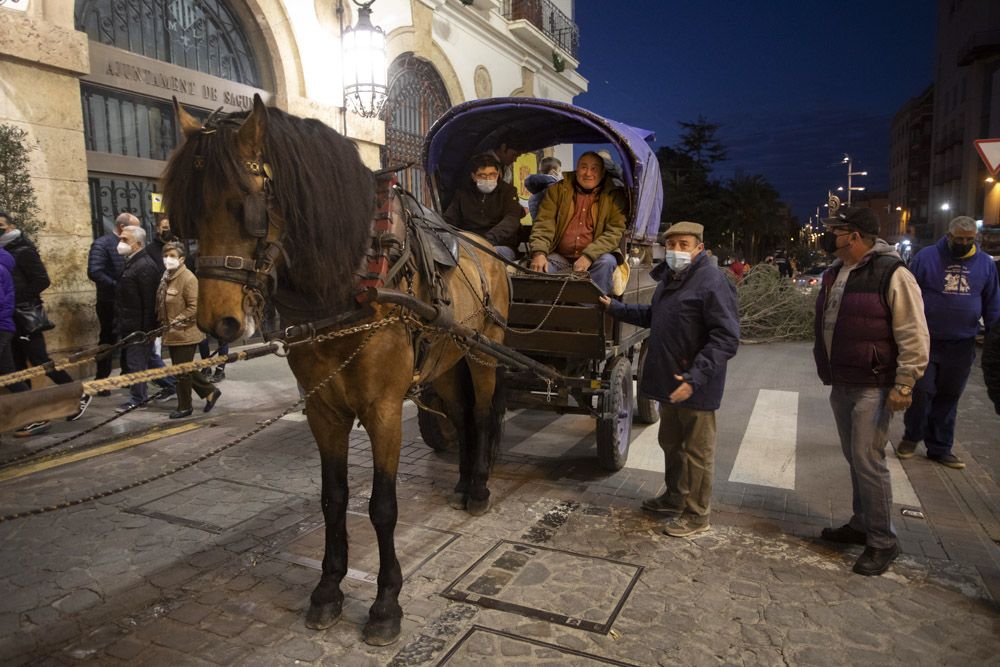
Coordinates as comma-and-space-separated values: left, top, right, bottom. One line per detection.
433, 367, 472, 510
465, 365, 505, 516
358, 401, 404, 646
304, 404, 353, 630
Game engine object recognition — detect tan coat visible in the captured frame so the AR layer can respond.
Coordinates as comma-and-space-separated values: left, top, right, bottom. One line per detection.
529, 173, 628, 262
157, 264, 204, 346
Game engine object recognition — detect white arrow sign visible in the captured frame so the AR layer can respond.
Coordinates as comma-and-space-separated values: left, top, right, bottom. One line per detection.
974, 139, 1000, 176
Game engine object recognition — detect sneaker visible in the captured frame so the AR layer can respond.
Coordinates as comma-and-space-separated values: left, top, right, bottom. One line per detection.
852, 544, 900, 576
14, 421, 51, 437
661, 516, 710, 538
211, 368, 226, 383
820, 524, 867, 545
927, 453, 966, 469
115, 401, 141, 414
641, 493, 682, 515
895, 439, 918, 459
152, 388, 176, 403
67, 394, 93, 422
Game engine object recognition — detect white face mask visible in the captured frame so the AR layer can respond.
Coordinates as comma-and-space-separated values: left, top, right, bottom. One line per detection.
163, 257, 181, 271
476, 179, 498, 194
116, 241, 132, 256
665, 250, 692, 271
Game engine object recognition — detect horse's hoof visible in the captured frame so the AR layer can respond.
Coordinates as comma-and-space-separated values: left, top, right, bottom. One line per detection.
305, 601, 342, 630
447, 492, 467, 510
466, 496, 490, 516
363, 616, 401, 646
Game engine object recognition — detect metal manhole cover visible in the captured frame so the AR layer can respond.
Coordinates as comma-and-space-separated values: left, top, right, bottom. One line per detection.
127, 478, 296, 533
441, 540, 642, 634
271, 511, 460, 584
437, 626, 639, 666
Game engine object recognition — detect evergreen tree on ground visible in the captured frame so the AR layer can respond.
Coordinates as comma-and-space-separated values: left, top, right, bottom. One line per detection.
0, 124, 44, 238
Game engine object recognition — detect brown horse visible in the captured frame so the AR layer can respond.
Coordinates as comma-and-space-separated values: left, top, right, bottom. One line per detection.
161, 95, 509, 645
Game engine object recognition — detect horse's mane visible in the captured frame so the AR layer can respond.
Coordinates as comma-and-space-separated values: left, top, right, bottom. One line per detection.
161, 106, 375, 309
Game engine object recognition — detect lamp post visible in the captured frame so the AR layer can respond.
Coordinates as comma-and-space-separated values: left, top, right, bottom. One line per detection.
841, 154, 868, 207
340, 0, 388, 119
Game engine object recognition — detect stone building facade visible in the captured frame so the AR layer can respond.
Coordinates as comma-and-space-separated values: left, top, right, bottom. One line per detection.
0, 0, 586, 351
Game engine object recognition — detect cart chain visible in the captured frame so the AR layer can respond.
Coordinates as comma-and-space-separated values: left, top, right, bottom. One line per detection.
0, 325, 382, 523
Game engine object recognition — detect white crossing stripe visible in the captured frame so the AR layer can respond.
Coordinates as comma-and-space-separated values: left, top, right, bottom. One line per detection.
279, 401, 420, 426
626, 422, 664, 473
885, 442, 921, 507
728, 389, 798, 490
508, 413, 594, 458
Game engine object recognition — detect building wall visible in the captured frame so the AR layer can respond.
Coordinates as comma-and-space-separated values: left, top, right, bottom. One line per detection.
889, 86, 933, 244
0, 0, 586, 353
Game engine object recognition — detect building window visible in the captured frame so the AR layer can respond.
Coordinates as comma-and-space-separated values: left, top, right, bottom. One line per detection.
75, 0, 260, 86
82, 84, 179, 161
88, 175, 158, 238
382, 54, 451, 207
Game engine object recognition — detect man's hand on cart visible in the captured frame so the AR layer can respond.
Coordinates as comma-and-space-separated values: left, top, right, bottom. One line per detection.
573, 256, 592, 273
530, 252, 548, 273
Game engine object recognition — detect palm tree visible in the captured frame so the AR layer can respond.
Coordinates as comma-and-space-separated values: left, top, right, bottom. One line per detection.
724, 174, 782, 261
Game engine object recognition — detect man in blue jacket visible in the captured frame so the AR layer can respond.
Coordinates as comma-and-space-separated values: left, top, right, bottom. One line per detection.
897, 216, 1000, 468
87, 213, 129, 384
600, 221, 740, 537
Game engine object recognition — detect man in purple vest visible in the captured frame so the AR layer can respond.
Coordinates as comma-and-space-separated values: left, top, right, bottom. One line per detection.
814, 208, 929, 576
897, 216, 1000, 468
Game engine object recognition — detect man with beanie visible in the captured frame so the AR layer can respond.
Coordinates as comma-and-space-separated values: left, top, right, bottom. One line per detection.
599, 221, 740, 537
814, 207, 929, 576
897, 216, 1000, 468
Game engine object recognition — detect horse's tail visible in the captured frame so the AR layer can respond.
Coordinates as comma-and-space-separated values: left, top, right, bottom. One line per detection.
486, 367, 506, 468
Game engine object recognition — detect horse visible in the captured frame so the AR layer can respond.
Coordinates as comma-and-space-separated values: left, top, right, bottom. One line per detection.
161, 95, 509, 646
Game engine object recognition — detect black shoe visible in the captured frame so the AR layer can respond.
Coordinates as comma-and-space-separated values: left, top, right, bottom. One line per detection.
895, 439, 918, 459
67, 394, 93, 422
169, 409, 193, 419
97, 390, 111, 398
820, 524, 867, 545
204, 389, 222, 413
116, 400, 141, 414
153, 388, 176, 403
14, 421, 51, 437
211, 369, 225, 383
641, 493, 682, 515
927, 453, 966, 469
852, 544, 900, 576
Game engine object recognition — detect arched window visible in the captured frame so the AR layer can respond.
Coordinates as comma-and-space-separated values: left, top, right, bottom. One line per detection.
76, 0, 260, 86
382, 55, 451, 207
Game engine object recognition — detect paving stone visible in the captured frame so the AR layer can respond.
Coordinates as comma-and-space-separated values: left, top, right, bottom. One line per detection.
52, 590, 102, 615
199, 613, 253, 638
277, 636, 324, 662
103, 637, 147, 661
167, 602, 215, 626
728, 579, 762, 598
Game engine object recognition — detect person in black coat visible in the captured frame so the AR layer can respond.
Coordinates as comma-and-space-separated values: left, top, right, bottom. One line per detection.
87, 213, 130, 382
443, 153, 524, 260
115, 225, 170, 411
984, 323, 1000, 415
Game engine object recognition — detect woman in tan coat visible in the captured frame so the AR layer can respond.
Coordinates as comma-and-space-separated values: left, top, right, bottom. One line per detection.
157, 242, 220, 418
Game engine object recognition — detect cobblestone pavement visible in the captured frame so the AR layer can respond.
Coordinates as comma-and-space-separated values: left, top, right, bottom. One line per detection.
0, 342, 998, 666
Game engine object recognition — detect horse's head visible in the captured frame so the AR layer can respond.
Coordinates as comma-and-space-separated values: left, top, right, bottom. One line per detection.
163, 95, 280, 342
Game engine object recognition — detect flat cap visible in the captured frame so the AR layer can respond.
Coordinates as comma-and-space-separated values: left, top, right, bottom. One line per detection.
662, 221, 704, 242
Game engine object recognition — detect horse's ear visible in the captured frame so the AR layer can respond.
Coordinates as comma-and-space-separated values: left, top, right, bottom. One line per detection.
237, 94, 268, 149
173, 96, 203, 137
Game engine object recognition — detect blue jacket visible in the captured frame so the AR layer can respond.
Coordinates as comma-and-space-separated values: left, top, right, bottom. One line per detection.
0, 248, 15, 333
607, 252, 740, 410
909, 236, 1000, 341
88, 233, 125, 303
524, 174, 560, 220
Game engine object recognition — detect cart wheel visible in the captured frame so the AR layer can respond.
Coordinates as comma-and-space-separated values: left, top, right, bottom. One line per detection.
417, 399, 459, 452
596, 355, 634, 471
635, 341, 660, 424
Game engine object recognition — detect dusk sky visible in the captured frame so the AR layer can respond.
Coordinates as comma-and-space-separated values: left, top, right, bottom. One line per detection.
573, 1, 938, 224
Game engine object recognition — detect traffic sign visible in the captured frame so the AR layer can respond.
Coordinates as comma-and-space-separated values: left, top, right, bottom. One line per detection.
974, 139, 1000, 176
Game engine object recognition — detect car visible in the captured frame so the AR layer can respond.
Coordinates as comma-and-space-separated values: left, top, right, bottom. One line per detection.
794, 265, 827, 293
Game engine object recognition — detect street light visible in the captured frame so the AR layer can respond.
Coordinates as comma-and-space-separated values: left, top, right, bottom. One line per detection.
941, 202, 951, 211
842, 154, 868, 206
340, 0, 388, 119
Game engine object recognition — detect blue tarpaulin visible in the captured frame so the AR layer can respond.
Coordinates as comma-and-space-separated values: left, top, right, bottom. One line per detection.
423, 98, 663, 244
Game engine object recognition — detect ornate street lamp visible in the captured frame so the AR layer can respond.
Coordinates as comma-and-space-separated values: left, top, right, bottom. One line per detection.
340, 0, 388, 118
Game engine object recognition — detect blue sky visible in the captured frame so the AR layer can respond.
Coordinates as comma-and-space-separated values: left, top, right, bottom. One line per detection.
573, 0, 937, 222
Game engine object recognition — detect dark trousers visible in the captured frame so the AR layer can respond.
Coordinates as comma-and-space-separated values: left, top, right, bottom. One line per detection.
12, 330, 73, 388
168, 344, 215, 411
123, 341, 155, 403
0, 331, 29, 392
94, 299, 124, 380
198, 337, 228, 370
903, 338, 975, 457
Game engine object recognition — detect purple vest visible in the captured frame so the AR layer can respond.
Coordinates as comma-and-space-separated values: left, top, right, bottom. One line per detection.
813, 254, 904, 386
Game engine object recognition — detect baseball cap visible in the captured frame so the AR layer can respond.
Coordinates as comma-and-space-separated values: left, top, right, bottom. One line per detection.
824, 207, 879, 235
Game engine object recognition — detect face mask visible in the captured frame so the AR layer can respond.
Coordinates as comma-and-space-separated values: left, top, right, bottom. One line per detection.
949, 241, 974, 259
820, 231, 849, 254
116, 241, 132, 256
159, 230, 175, 242
476, 179, 498, 194
163, 257, 181, 271
665, 250, 692, 271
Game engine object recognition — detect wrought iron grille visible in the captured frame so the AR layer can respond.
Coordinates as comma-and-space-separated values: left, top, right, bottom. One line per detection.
501, 0, 579, 59
75, 0, 261, 86
382, 55, 451, 208
88, 176, 157, 238
82, 84, 178, 160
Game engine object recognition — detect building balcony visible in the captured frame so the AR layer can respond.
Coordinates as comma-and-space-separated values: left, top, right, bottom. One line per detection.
501, 0, 579, 60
